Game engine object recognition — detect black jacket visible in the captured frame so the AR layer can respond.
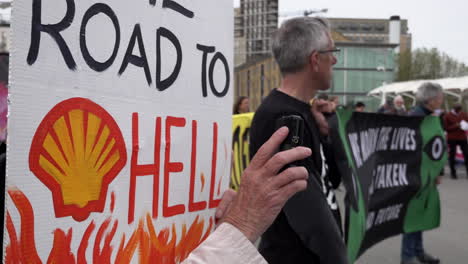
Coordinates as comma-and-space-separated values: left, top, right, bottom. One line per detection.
250, 89, 348, 264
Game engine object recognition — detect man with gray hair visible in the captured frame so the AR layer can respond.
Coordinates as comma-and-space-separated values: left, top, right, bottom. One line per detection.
249, 17, 347, 263
401, 82, 443, 264
411, 83, 444, 117
393, 95, 407, 115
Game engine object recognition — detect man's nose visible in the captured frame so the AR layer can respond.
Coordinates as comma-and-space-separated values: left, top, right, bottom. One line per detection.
332, 55, 337, 65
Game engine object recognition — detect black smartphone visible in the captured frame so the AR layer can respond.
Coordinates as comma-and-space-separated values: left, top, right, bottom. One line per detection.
275, 115, 304, 152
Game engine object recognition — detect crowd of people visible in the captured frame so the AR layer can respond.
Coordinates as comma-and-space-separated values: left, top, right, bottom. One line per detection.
212, 16, 468, 264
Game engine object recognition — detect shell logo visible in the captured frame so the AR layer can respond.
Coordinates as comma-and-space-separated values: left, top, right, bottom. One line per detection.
29, 98, 127, 221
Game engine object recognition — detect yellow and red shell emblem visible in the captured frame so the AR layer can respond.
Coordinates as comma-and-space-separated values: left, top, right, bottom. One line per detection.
29, 98, 127, 221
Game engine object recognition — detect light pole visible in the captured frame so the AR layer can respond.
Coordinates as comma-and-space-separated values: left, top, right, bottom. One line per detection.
376, 66, 387, 105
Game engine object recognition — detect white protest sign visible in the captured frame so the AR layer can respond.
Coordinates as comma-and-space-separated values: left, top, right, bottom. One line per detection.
4, 0, 233, 263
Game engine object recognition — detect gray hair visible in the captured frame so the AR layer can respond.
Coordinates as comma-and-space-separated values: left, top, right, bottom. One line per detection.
393, 95, 404, 103
272, 17, 330, 75
415, 82, 443, 105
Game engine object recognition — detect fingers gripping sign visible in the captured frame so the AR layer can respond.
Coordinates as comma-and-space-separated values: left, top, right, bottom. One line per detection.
215, 189, 236, 221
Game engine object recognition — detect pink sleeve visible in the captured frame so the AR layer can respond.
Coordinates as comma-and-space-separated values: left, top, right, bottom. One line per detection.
182, 223, 267, 264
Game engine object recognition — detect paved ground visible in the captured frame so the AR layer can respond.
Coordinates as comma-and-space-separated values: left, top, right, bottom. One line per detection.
351, 168, 468, 264
255, 168, 467, 263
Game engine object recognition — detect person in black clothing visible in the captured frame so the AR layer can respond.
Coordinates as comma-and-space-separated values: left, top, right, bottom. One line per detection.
354, 101, 366, 112
377, 97, 395, 114
249, 17, 348, 264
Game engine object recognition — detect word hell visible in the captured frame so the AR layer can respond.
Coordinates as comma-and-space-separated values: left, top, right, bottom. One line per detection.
128, 114, 221, 224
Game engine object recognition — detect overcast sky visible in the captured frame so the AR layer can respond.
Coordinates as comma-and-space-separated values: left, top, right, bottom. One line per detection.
234, 0, 468, 64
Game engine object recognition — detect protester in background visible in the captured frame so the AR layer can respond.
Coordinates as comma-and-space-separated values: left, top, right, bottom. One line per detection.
394, 95, 407, 115
377, 98, 395, 114
183, 127, 311, 264
443, 103, 468, 179
354, 102, 366, 112
233, 96, 250, 114
249, 17, 347, 264
401, 82, 443, 264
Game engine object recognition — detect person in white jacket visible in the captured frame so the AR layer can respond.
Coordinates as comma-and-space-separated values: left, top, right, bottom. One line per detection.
183, 126, 312, 264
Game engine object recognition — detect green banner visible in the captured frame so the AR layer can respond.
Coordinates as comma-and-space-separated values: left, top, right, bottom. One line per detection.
331, 110, 447, 263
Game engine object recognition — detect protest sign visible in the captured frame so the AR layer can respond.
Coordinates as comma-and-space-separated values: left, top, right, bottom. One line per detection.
230, 112, 253, 190
331, 110, 447, 263
4, 0, 233, 262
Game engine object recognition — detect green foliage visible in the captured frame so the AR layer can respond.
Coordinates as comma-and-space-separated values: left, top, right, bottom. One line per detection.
397, 50, 412, 81
397, 48, 468, 81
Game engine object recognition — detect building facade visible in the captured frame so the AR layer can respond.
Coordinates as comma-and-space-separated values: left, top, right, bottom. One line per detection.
234, 16, 409, 112
234, 8, 247, 67
330, 42, 397, 110
234, 0, 278, 64
234, 42, 397, 111
234, 56, 281, 110
328, 16, 412, 52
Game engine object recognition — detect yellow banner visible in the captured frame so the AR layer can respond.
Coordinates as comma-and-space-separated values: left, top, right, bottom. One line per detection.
231, 113, 254, 190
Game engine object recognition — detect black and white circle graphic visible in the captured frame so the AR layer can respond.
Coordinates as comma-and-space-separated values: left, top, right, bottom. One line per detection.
424, 136, 446, 161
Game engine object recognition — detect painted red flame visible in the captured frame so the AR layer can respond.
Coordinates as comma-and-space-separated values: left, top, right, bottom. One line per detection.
6, 188, 213, 264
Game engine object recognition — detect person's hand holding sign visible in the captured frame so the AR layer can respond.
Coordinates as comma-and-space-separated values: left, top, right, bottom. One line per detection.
310, 99, 331, 136
217, 127, 311, 243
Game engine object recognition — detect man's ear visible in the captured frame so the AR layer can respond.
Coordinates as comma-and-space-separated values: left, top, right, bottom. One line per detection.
310, 51, 319, 72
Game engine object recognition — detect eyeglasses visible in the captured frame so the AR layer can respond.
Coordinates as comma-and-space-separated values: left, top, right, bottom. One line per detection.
318, 48, 341, 54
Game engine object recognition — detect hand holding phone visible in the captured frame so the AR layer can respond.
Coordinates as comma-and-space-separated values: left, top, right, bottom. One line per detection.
275, 115, 305, 167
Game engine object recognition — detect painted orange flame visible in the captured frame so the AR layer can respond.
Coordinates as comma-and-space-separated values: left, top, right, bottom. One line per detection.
29, 98, 127, 221
6, 189, 213, 264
